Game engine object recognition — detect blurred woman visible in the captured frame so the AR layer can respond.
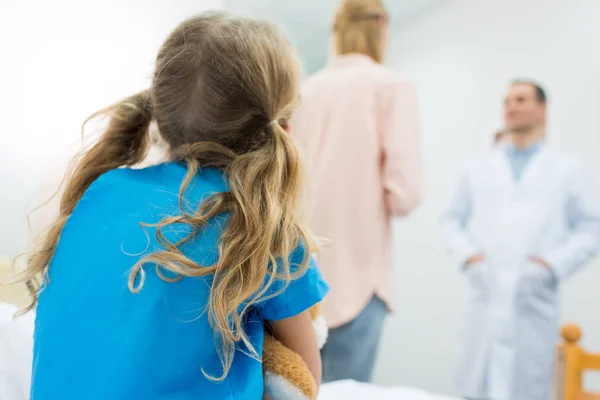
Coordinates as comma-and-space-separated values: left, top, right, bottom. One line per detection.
291, 0, 423, 383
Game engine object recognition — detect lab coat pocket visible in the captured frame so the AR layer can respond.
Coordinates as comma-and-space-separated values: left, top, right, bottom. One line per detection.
517, 262, 557, 311
465, 262, 490, 301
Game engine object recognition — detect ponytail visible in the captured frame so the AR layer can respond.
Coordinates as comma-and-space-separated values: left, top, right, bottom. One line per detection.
19, 90, 153, 314
60, 90, 153, 212
203, 120, 313, 379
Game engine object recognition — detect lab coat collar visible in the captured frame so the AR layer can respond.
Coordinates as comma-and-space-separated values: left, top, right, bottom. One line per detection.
492, 143, 551, 188
505, 140, 543, 157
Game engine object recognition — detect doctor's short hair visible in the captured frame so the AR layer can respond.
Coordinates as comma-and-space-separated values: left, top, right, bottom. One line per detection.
511, 79, 547, 104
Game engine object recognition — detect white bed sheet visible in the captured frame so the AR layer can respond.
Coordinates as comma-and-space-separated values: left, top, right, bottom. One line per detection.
319, 380, 460, 400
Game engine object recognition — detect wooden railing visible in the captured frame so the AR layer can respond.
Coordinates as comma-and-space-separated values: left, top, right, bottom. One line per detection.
555, 324, 600, 400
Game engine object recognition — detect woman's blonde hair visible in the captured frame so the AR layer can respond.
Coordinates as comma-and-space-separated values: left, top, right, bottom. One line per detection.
333, 0, 388, 63
21, 12, 316, 380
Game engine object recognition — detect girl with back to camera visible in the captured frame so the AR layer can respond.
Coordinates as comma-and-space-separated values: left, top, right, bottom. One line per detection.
24, 12, 329, 399
291, 0, 423, 383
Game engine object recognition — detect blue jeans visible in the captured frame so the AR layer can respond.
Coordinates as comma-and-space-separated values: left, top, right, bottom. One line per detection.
320, 296, 387, 383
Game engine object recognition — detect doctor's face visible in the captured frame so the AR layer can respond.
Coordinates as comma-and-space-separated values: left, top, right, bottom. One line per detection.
503, 83, 546, 132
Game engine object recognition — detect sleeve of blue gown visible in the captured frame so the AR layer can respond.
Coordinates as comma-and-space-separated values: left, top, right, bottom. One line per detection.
254, 243, 330, 322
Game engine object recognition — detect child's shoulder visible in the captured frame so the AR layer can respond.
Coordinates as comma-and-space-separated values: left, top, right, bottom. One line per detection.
95, 163, 180, 189
95, 163, 227, 195
77, 163, 228, 218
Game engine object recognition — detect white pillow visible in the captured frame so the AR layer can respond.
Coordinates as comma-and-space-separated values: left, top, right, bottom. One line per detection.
0, 303, 34, 400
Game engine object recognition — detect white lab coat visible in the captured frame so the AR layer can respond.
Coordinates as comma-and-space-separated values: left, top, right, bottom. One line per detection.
440, 145, 600, 400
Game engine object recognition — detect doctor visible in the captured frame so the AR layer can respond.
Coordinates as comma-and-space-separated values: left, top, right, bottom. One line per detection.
440, 81, 600, 400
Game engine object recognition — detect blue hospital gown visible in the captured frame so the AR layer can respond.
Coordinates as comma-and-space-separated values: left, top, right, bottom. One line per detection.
31, 162, 329, 399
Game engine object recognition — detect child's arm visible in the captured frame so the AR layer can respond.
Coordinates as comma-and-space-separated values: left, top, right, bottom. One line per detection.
270, 310, 322, 387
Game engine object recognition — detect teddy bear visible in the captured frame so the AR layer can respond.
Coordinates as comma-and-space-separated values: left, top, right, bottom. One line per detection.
262, 303, 328, 400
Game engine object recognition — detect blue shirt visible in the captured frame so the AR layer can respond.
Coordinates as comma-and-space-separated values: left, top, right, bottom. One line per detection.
31, 163, 329, 400
505, 141, 542, 181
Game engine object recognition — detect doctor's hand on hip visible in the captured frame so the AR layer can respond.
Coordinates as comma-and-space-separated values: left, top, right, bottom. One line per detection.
528, 256, 557, 285
465, 254, 485, 268
529, 256, 551, 270
463, 254, 490, 299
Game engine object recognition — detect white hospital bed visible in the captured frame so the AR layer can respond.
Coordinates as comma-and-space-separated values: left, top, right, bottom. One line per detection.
319, 380, 460, 400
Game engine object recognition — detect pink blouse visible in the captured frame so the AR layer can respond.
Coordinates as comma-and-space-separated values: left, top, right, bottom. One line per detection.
291, 54, 423, 328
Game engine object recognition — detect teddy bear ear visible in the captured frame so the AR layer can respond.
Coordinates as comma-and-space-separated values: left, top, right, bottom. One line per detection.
308, 303, 320, 319
313, 314, 328, 350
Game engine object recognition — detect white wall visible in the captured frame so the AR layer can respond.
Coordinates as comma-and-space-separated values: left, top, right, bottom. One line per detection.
375, 0, 600, 394
0, 0, 223, 256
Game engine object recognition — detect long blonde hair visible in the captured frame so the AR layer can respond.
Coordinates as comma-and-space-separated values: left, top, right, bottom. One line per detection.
333, 0, 388, 63
21, 12, 316, 380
